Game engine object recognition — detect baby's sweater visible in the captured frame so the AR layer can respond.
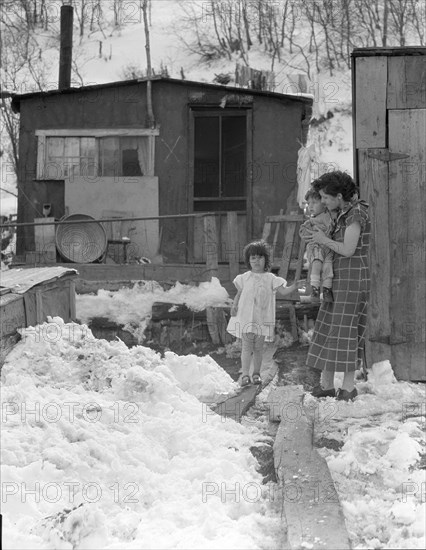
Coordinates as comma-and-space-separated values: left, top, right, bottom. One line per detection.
299, 211, 332, 238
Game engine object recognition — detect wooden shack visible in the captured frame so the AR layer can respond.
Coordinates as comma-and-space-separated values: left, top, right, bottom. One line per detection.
352, 47, 425, 381
0, 267, 77, 365
11, 77, 312, 266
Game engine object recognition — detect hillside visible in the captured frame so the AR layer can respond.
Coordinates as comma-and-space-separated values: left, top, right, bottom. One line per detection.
2, 0, 389, 216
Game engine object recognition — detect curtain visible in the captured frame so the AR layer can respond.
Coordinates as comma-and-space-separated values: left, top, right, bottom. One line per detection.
136, 137, 150, 176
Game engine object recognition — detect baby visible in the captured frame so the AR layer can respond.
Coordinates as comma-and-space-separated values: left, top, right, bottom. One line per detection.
299, 188, 334, 302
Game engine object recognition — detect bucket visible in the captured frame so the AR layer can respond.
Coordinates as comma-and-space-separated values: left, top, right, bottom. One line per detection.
56, 214, 107, 263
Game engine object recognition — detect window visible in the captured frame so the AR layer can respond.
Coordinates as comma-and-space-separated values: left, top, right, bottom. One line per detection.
45, 136, 96, 178
36, 129, 159, 179
97, 136, 148, 177
193, 112, 247, 211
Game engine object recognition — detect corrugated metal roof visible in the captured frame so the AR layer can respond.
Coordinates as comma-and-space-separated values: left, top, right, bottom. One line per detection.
0, 267, 77, 294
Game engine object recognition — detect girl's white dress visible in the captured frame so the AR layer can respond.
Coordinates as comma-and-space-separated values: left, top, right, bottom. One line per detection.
227, 271, 287, 342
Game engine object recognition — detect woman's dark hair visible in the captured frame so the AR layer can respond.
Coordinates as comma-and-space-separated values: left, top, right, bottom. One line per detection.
243, 240, 271, 271
305, 187, 322, 202
312, 171, 359, 202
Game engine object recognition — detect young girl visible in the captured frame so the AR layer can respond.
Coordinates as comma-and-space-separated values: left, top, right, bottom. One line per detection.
227, 240, 302, 386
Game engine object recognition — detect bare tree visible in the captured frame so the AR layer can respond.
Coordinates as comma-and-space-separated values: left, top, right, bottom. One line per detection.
388, 0, 410, 45
408, 0, 425, 44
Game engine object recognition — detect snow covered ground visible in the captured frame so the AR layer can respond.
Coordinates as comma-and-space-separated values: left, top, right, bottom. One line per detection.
2, 3, 425, 547
307, 363, 425, 549
1, 281, 425, 549
1, 318, 279, 549
76, 277, 232, 343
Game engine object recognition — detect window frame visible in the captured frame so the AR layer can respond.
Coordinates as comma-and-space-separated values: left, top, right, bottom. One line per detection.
35, 128, 159, 179
188, 107, 253, 259
191, 110, 249, 208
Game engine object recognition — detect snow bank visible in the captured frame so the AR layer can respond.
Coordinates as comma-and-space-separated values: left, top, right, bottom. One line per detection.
76, 277, 232, 343
1, 319, 279, 549
311, 361, 425, 549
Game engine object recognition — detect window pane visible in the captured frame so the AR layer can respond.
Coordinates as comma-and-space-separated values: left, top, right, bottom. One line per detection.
122, 149, 142, 176
46, 137, 65, 178
80, 137, 96, 177
99, 137, 119, 176
194, 117, 219, 197
121, 136, 145, 176
222, 116, 246, 197
64, 137, 81, 177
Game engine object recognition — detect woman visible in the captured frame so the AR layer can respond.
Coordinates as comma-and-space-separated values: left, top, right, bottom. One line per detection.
302, 171, 370, 401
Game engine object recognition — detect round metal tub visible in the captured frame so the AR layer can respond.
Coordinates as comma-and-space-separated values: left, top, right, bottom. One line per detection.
56, 214, 107, 263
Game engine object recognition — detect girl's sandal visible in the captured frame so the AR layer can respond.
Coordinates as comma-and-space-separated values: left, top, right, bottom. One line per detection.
240, 375, 251, 387
252, 374, 262, 385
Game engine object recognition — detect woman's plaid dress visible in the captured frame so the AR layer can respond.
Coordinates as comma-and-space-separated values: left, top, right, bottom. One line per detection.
306, 201, 370, 372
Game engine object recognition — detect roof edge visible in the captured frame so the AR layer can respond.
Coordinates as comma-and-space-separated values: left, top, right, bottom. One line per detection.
11, 75, 313, 113
352, 46, 426, 57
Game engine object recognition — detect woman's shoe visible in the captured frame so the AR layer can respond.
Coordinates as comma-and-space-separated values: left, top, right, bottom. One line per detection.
336, 388, 358, 401
311, 385, 336, 398
240, 375, 251, 387
252, 373, 262, 385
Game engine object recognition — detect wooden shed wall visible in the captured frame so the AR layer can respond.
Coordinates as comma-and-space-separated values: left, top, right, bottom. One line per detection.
16, 80, 308, 262
353, 49, 426, 381
16, 82, 146, 255
251, 95, 304, 237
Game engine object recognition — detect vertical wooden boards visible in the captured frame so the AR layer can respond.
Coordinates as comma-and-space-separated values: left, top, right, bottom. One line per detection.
388, 56, 426, 109
280, 221, 297, 279
354, 50, 426, 380
193, 213, 246, 264
226, 211, 240, 280
355, 57, 387, 148
69, 279, 76, 321
0, 293, 26, 366
389, 109, 426, 380
358, 149, 392, 365
203, 215, 219, 277
34, 218, 56, 264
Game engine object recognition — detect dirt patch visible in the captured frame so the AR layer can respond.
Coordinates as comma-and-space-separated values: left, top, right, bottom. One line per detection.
315, 437, 344, 451
250, 440, 278, 483
274, 343, 320, 390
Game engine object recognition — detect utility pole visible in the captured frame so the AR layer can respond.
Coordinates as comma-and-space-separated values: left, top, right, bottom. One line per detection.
142, 0, 155, 128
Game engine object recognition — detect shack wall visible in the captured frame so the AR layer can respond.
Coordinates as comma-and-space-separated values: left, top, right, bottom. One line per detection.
353, 48, 426, 381
16, 80, 310, 263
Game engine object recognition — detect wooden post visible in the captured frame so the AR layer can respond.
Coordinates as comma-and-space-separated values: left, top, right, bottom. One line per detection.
35, 289, 43, 324
203, 215, 219, 278
226, 211, 239, 281
204, 215, 221, 344
69, 280, 76, 321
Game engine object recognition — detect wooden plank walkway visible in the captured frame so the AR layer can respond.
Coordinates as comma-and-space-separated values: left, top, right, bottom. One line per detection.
269, 386, 351, 550
213, 384, 262, 422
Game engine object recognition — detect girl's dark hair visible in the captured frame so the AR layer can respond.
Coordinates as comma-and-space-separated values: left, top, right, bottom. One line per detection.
312, 171, 359, 202
243, 240, 271, 271
305, 188, 321, 202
